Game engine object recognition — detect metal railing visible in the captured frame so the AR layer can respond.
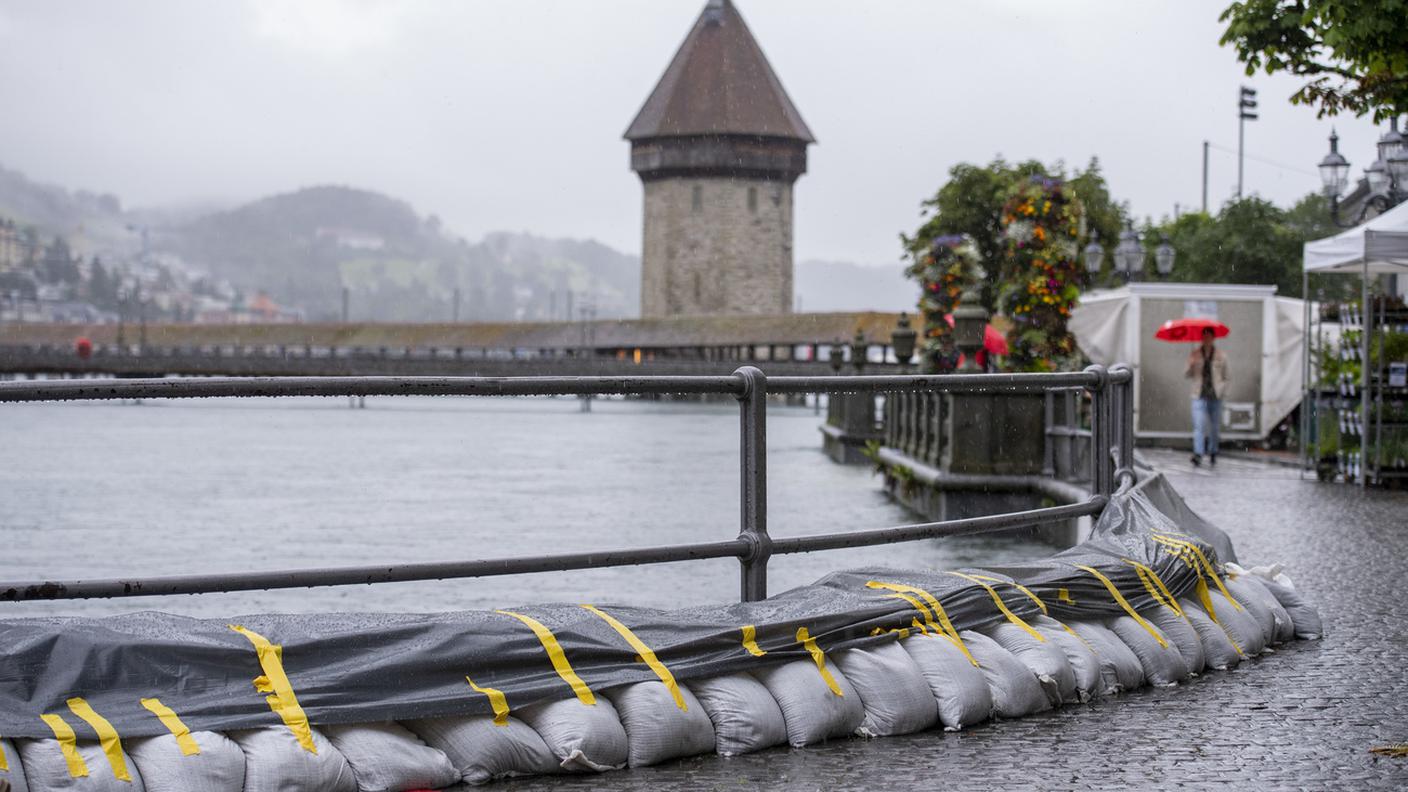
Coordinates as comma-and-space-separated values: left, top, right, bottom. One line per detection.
0, 365, 1135, 604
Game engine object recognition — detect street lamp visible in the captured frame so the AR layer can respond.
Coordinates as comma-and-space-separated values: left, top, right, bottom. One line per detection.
850, 330, 868, 373
951, 285, 987, 373
1083, 233, 1103, 276
890, 312, 917, 369
1321, 116, 1408, 227
1318, 129, 1351, 198
1113, 222, 1144, 282
1155, 235, 1177, 277
828, 339, 845, 373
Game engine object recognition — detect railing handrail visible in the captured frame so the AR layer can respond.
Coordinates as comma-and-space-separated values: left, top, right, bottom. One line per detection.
0, 365, 1135, 603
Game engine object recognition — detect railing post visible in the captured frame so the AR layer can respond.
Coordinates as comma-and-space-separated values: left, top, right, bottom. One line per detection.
1085, 364, 1111, 496
1042, 390, 1056, 477
1110, 363, 1135, 490
735, 366, 770, 602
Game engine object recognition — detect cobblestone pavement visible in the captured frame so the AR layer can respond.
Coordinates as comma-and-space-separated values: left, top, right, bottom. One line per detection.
505, 449, 1408, 792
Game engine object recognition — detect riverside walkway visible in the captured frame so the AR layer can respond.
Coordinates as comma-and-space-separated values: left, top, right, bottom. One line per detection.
506, 449, 1408, 791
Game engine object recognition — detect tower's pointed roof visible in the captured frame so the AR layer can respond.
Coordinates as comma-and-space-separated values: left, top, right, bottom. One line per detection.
625, 0, 814, 143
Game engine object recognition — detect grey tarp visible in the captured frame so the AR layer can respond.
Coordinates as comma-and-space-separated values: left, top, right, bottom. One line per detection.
0, 473, 1223, 739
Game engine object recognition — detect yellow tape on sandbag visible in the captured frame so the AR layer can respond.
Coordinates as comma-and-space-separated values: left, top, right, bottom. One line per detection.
140, 698, 200, 756
796, 627, 844, 697
1152, 534, 1242, 612
1073, 565, 1168, 648
465, 677, 511, 726
1122, 559, 1184, 617
228, 625, 318, 754
865, 580, 975, 666
39, 714, 88, 778
66, 697, 132, 782
495, 610, 596, 706
1057, 588, 1076, 605
740, 625, 767, 657
972, 574, 1049, 615
580, 604, 686, 711
946, 571, 1045, 643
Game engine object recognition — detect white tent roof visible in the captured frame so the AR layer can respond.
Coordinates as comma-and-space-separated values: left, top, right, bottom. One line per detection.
1303, 199, 1408, 274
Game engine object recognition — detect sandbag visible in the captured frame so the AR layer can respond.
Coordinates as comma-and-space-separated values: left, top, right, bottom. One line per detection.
1207, 589, 1266, 656
227, 726, 356, 792
832, 642, 938, 737
1222, 576, 1277, 646
1031, 616, 1102, 701
604, 682, 715, 768
752, 658, 864, 748
981, 622, 1076, 706
959, 630, 1050, 719
1230, 574, 1295, 644
1067, 620, 1144, 695
0, 739, 28, 792
1259, 578, 1324, 640
126, 731, 244, 792
516, 696, 628, 773
1108, 615, 1188, 686
687, 673, 788, 756
406, 715, 559, 785
1178, 599, 1242, 671
899, 632, 992, 730
321, 722, 458, 792
1142, 607, 1206, 674
16, 738, 146, 792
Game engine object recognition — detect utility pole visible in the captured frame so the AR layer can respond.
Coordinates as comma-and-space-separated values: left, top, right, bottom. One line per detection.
1238, 86, 1258, 198
1201, 140, 1209, 213
341, 286, 349, 323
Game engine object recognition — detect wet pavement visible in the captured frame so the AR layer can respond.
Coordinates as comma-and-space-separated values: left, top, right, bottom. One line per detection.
505, 448, 1408, 791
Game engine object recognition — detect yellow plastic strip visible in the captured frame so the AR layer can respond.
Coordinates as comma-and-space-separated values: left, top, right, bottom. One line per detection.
865, 580, 975, 666
140, 698, 200, 756
580, 604, 686, 711
796, 628, 844, 697
910, 617, 929, 635
972, 574, 1049, 615
947, 572, 1045, 643
39, 714, 88, 778
1153, 534, 1242, 611
1057, 588, 1075, 605
0, 734, 7, 771
1074, 565, 1168, 648
740, 625, 767, 657
1122, 560, 1183, 616
465, 677, 511, 726
885, 591, 939, 631
228, 625, 318, 754
495, 610, 596, 706
1192, 579, 1244, 656
66, 697, 131, 782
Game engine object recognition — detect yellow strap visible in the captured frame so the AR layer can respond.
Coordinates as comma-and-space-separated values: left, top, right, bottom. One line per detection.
865, 580, 976, 666
0, 733, 7, 771
1153, 534, 1242, 611
1074, 565, 1168, 648
1057, 588, 1075, 605
796, 628, 844, 697
910, 617, 929, 635
740, 625, 767, 657
39, 714, 88, 778
1053, 618, 1101, 656
580, 604, 686, 711
1192, 579, 1245, 657
465, 677, 511, 726
228, 625, 318, 754
496, 610, 596, 706
1122, 559, 1184, 617
140, 698, 200, 756
884, 591, 940, 632
972, 574, 1049, 615
946, 572, 1045, 643
66, 697, 131, 782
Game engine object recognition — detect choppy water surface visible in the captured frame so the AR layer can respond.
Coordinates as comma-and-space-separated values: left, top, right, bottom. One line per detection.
0, 396, 1053, 618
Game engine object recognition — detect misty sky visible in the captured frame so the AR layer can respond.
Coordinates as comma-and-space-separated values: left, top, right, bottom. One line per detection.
0, 0, 1390, 265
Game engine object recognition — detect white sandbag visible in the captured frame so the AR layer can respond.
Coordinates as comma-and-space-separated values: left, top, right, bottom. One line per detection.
16, 738, 146, 792
832, 642, 938, 737
406, 714, 559, 785
752, 658, 864, 747
1178, 599, 1242, 670
1229, 574, 1295, 644
321, 722, 458, 792
1031, 616, 1102, 701
981, 622, 1076, 706
687, 673, 788, 756
959, 630, 1050, 719
1067, 620, 1144, 695
899, 632, 992, 730
1259, 578, 1324, 640
126, 731, 244, 792
1222, 576, 1277, 646
1142, 607, 1206, 674
0, 739, 28, 792
516, 696, 628, 772
1205, 589, 1266, 656
1108, 615, 1188, 686
604, 681, 715, 768
228, 726, 356, 792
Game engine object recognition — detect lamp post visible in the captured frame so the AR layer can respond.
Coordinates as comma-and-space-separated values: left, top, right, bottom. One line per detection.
850, 330, 867, 373
828, 339, 845, 373
1083, 232, 1104, 278
891, 312, 917, 370
951, 284, 987, 373
1089, 225, 1176, 284
1155, 235, 1176, 277
1113, 222, 1144, 283
1320, 118, 1408, 228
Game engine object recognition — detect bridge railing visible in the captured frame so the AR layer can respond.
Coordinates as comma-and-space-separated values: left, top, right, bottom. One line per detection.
0, 365, 1134, 604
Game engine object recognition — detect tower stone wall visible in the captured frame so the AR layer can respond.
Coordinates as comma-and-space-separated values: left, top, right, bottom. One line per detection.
641, 176, 793, 317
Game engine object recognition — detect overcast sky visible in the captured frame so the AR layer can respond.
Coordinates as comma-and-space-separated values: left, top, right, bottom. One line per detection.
0, 0, 1390, 265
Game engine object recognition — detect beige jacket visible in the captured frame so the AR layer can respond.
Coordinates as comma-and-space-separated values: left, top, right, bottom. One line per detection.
1185, 347, 1229, 400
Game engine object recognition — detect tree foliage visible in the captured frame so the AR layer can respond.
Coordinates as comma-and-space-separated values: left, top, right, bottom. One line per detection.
1220, 0, 1408, 120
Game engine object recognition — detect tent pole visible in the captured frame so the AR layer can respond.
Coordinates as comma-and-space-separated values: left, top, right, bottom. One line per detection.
1360, 244, 1370, 487
1302, 268, 1310, 475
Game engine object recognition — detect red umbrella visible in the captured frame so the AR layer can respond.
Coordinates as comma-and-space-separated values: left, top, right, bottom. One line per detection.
943, 314, 1010, 355
1155, 317, 1229, 343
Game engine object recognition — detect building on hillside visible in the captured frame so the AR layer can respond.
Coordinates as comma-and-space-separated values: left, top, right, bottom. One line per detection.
0, 218, 31, 270
626, 0, 813, 318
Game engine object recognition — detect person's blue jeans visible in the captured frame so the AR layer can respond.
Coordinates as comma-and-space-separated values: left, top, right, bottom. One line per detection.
1191, 398, 1222, 456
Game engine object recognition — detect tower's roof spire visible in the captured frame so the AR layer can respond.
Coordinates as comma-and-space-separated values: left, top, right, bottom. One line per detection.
625, 0, 814, 143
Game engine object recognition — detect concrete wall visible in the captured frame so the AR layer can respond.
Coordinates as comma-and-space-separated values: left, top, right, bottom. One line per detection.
641, 177, 793, 318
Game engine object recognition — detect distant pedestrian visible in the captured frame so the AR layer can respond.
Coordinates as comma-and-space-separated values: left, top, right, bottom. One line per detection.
1185, 327, 1228, 467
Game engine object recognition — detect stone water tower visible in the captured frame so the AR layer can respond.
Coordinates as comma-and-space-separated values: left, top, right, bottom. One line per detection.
626, 0, 814, 318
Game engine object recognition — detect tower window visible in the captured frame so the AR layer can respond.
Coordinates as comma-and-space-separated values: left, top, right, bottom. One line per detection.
747, 186, 758, 213
691, 185, 703, 212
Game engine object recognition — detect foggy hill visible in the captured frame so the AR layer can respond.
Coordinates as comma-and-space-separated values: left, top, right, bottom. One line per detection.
795, 259, 917, 314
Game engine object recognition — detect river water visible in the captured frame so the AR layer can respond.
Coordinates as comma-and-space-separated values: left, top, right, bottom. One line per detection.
0, 396, 1053, 618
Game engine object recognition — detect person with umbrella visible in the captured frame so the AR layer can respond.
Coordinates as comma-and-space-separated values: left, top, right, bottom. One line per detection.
1164, 319, 1230, 467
